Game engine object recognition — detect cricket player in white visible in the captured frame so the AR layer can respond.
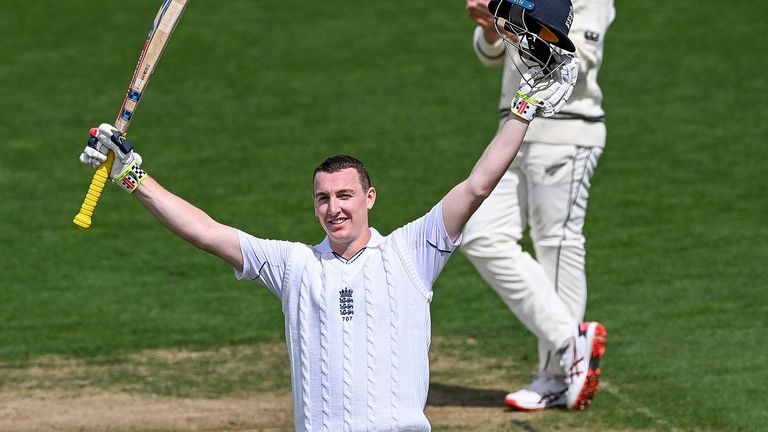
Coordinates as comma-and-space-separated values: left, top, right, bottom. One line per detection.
78, 9, 598, 428
464, 0, 615, 411
235, 173, 458, 430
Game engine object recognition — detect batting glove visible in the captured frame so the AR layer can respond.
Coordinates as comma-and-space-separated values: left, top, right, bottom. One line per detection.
79, 123, 147, 193
510, 55, 580, 122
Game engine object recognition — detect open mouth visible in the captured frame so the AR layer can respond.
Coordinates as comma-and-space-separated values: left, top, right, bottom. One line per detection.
327, 217, 348, 229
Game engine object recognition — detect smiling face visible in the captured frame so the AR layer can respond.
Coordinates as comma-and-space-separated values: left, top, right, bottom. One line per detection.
313, 168, 376, 257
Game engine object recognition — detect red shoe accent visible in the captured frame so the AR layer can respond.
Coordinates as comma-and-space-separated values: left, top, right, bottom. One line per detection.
593, 323, 607, 357
571, 323, 608, 411
504, 397, 545, 412
90, 127, 99, 137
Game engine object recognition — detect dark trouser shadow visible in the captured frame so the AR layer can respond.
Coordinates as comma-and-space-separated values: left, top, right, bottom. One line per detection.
427, 382, 508, 407
427, 383, 548, 432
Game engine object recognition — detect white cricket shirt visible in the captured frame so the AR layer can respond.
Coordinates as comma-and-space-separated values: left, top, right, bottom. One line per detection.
235, 203, 459, 432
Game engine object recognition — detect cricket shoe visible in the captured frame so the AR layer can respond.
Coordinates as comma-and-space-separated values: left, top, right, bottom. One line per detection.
504, 372, 566, 411
561, 322, 607, 410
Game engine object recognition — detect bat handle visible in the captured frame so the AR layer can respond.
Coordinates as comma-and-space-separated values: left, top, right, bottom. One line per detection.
73, 152, 115, 230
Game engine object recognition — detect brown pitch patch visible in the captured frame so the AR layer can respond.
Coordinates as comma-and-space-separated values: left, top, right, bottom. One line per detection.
0, 391, 294, 432
0, 338, 631, 431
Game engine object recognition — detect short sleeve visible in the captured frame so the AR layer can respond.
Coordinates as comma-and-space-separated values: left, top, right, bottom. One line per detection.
399, 202, 461, 288
235, 229, 294, 299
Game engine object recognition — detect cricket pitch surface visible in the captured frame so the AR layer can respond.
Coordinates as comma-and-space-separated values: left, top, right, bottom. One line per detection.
0, 338, 622, 432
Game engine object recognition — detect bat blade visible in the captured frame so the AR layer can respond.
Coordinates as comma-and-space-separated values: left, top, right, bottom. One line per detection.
73, 0, 189, 230
115, 0, 188, 133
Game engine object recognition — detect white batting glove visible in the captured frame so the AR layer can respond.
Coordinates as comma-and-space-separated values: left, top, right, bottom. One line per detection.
78, 123, 147, 193
510, 56, 580, 122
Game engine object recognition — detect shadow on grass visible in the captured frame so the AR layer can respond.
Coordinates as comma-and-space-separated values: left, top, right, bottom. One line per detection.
427, 382, 508, 407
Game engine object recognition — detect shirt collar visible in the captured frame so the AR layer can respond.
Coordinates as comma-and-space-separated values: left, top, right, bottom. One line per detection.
314, 227, 384, 254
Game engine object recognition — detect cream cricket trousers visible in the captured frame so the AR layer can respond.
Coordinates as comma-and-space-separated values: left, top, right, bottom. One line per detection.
462, 141, 602, 373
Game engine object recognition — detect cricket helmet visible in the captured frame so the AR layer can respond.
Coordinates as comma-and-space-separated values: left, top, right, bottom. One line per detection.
487, 0, 576, 83
488, 0, 575, 52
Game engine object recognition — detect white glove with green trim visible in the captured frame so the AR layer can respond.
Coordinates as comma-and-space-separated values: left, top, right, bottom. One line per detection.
79, 123, 147, 193
510, 56, 580, 122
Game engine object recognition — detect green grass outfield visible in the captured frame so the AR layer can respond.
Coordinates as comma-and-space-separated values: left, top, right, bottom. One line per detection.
1, 0, 767, 430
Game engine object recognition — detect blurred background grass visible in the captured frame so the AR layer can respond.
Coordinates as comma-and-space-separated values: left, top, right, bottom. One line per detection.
1, 0, 766, 430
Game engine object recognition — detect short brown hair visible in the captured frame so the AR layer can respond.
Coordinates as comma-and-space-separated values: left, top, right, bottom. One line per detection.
313, 155, 372, 191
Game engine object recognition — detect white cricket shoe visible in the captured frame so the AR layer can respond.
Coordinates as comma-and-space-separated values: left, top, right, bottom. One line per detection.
504, 373, 567, 411
561, 322, 607, 410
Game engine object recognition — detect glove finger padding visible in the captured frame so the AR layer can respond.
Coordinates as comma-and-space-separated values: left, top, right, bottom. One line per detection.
79, 146, 107, 168
543, 57, 578, 117
510, 56, 580, 122
78, 123, 148, 193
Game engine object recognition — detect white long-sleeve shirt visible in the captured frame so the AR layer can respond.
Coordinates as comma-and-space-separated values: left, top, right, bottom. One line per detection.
235, 203, 459, 432
473, 0, 616, 147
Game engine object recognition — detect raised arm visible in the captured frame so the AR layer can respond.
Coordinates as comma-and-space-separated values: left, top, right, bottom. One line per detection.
134, 177, 243, 270
441, 117, 528, 240
467, 0, 508, 66
79, 125, 244, 271
441, 58, 579, 240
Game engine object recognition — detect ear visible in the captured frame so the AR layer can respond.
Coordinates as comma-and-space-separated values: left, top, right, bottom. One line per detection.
366, 187, 376, 210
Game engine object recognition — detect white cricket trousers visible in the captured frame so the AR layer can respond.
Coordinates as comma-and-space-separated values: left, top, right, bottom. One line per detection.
462, 142, 602, 373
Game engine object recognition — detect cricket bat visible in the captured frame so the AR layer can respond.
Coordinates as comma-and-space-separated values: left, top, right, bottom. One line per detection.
73, 0, 189, 229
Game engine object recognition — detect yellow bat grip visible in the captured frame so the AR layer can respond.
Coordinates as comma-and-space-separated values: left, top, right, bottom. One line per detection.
73, 152, 115, 230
